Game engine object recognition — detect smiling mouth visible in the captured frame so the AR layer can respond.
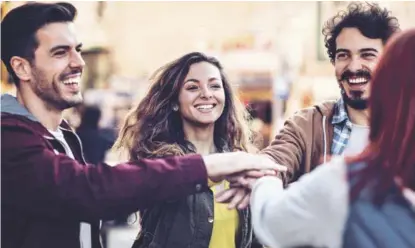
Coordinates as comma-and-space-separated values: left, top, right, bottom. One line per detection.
61, 75, 81, 87
195, 104, 216, 111
345, 77, 369, 86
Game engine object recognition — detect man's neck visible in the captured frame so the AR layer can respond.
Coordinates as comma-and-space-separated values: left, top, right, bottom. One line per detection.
182, 122, 216, 155
16, 90, 63, 131
346, 105, 369, 126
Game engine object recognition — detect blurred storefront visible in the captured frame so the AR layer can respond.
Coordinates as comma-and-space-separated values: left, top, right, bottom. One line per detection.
2, 1, 415, 247
2, 1, 415, 145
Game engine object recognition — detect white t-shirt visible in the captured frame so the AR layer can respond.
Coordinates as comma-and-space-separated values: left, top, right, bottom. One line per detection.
49, 129, 91, 248
343, 124, 370, 156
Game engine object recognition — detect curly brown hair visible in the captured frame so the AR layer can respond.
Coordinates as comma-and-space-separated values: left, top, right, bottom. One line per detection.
322, 2, 400, 63
113, 52, 257, 160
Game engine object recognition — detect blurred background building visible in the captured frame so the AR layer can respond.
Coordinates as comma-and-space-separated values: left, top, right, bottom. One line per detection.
3, 1, 415, 147
2, 1, 415, 247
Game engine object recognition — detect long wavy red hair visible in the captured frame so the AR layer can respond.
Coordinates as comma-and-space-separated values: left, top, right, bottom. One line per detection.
346, 29, 415, 200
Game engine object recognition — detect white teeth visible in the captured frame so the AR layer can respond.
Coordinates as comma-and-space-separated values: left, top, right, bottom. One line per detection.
62, 77, 81, 85
348, 77, 368, 84
196, 104, 214, 110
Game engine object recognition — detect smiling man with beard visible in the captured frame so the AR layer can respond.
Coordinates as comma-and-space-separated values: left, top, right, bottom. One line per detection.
217, 3, 403, 244
1, 3, 284, 248
256, 2, 401, 184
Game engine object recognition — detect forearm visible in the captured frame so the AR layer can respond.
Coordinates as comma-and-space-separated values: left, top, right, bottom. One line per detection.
259, 117, 307, 185
4, 149, 208, 221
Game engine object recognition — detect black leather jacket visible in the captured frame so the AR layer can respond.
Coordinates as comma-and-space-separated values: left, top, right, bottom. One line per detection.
132, 143, 262, 248
132, 190, 260, 248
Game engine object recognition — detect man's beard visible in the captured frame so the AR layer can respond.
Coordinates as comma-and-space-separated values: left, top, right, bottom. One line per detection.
31, 67, 82, 111
341, 87, 368, 110
339, 69, 370, 110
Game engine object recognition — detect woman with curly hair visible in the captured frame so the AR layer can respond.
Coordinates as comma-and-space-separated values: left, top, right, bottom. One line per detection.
114, 52, 262, 248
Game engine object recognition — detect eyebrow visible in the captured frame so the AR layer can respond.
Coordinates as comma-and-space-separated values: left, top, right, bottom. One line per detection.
184, 77, 220, 84
335, 48, 379, 54
359, 48, 378, 53
50, 43, 83, 53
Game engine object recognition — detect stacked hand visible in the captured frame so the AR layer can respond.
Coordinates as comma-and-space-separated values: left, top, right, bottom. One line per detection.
204, 154, 286, 210
203, 152, 285, 182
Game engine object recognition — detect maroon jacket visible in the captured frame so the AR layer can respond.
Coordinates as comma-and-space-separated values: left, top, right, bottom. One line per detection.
1, 94, 208, 248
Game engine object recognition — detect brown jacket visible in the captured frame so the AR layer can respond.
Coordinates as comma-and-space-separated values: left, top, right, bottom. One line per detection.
261, 101, 337, 183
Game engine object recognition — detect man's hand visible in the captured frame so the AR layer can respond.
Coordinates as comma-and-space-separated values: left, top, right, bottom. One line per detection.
203, 152, 286, 182
215, 176, 258, 210
226, 169, 276, 188
215, 187, 251, 210
215, 167, 284, 209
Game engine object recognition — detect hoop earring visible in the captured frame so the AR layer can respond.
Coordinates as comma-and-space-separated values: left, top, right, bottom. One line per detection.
172, 105, 179, 111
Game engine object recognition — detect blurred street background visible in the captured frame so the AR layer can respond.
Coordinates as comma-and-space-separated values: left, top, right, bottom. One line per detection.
2, 1, 415, 247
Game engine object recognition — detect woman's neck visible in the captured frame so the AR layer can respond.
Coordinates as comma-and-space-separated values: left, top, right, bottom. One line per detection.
182, 121, 216, 155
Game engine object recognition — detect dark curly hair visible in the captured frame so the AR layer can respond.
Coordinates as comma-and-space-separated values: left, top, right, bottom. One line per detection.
322, 2, 400, 63
113, 52, 256, 160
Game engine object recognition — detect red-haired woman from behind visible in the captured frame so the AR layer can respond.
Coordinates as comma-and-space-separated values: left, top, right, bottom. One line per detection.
244, 29, 415, 248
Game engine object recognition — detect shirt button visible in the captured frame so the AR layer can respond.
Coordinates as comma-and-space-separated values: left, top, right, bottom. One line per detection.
195, 184, 202, 191
208, 217, 214, 223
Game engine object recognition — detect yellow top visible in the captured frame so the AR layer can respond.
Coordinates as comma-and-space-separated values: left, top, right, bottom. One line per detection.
208, 179, 239, 248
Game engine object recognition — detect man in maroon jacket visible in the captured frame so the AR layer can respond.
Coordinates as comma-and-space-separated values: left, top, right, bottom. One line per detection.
1, 2, 283, 248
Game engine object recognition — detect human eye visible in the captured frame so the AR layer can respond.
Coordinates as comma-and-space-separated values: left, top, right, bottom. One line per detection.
211, 83, 222, 89
362, 52, 376, 59
336, 53, 349, 60
186, 85, 199, 91
53, 49, 68, 57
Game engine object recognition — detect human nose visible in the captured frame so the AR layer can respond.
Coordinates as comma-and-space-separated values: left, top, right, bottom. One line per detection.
200, 86, 213, 99
69, 50, 85, 69
347, 56, 362, 72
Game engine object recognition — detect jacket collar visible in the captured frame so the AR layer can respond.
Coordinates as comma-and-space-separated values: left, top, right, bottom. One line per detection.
1, 93, 73, 133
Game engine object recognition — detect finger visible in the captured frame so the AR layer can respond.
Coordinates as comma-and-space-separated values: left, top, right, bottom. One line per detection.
244, 170, 267, 178
215, 187, 232, 199
226, 174, 244, 183
227, 189, 246, 209
215, 188, 238, 203
237, 192, 251, 210
261, 169, 277, 176
229, 182, 243, 188
275, 165, 288, 172
236, 177, 251, 187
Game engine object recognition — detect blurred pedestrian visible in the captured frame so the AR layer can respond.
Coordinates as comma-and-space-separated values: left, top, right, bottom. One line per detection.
77, 105, 115, 165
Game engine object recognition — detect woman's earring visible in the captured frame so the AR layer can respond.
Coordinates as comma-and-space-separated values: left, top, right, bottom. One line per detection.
172, 105, 179, 111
